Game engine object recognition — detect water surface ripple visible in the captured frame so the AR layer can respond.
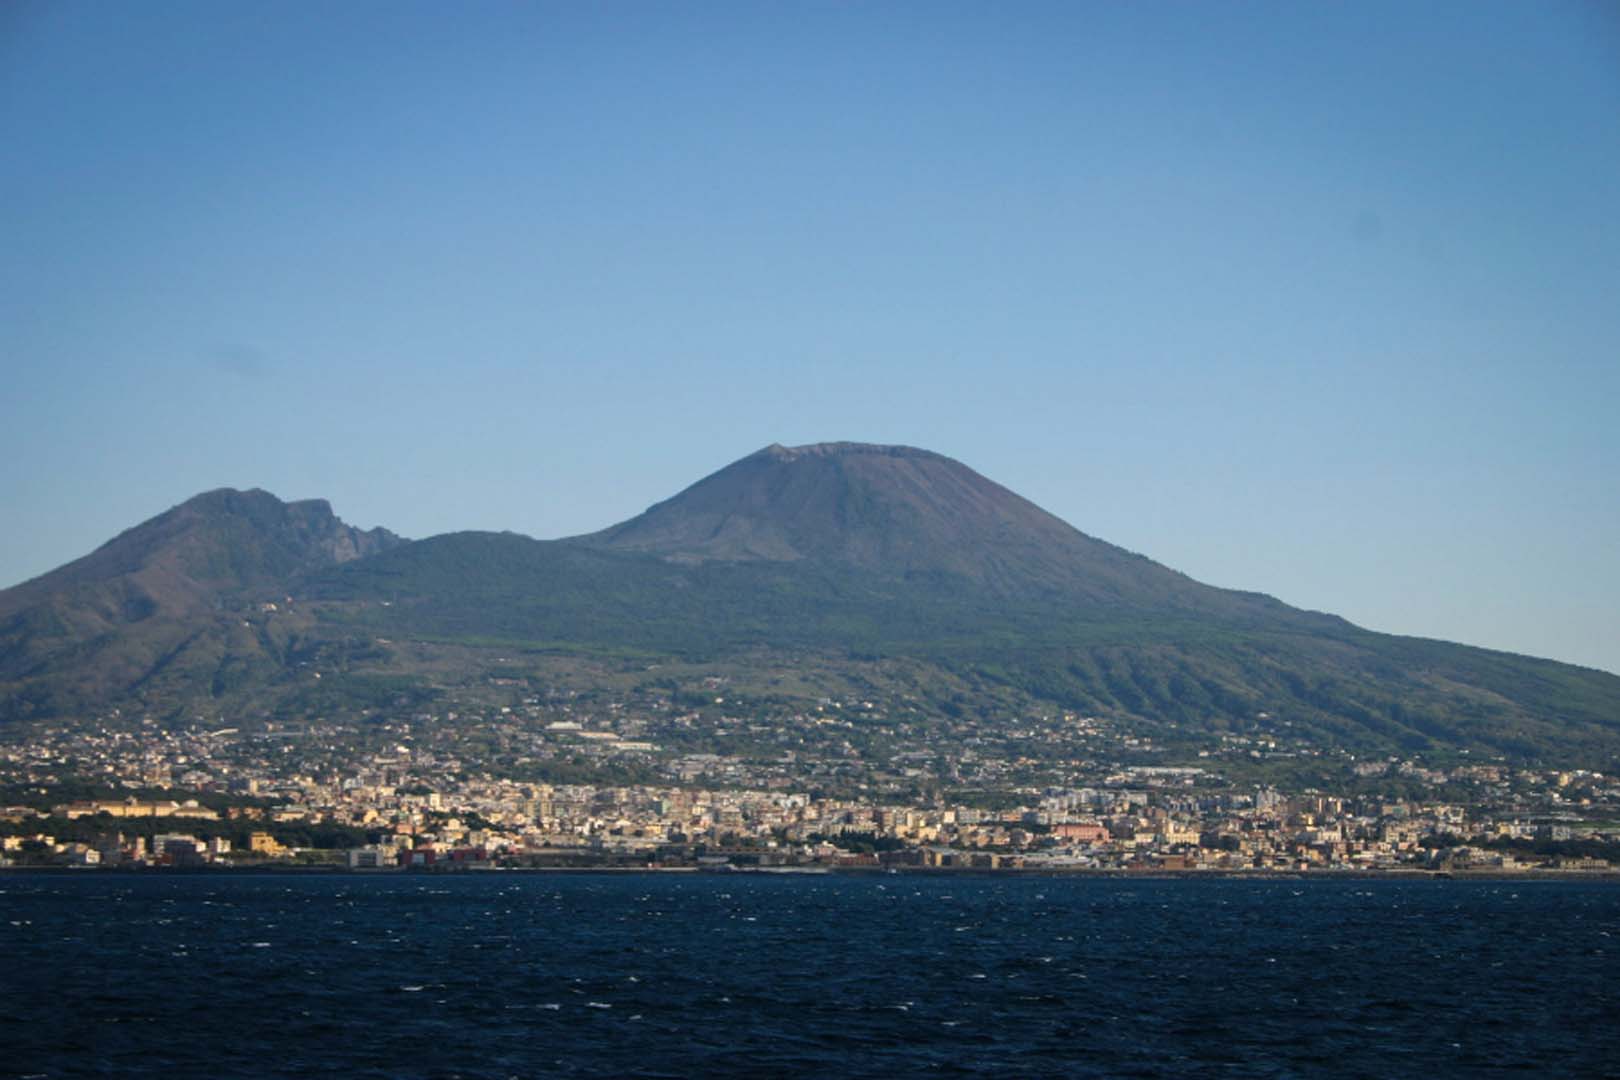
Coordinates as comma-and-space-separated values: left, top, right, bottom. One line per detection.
3, 874, 1616, 1078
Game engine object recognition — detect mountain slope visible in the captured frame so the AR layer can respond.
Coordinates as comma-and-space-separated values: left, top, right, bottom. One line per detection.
0, 488, 398, 622
2, 448, 1618, 766
310, 526, 1620, 762
301, 444, 1620, 762
578, 442, 1291, 619
0, 489, 400, 718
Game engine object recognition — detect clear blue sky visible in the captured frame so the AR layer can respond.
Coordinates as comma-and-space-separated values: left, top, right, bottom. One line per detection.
3, 2, 1617, 673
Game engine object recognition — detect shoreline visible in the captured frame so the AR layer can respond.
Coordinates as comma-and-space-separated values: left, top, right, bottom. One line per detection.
4, 864, 1617, 881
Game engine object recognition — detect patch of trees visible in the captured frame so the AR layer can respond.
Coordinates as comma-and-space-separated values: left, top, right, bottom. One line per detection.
805, 831, 907, 854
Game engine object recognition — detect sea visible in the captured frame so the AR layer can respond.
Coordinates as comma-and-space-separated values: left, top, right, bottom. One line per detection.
2, 872, 1616, 1079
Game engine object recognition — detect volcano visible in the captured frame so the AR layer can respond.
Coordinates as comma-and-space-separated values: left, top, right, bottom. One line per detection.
2, 444, 1617, 764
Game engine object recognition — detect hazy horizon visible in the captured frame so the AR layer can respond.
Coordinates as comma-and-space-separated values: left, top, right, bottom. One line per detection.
3, 2, 1617, 674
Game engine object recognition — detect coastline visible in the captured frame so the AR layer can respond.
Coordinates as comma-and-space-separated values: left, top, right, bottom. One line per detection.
4, 863, 1618, 881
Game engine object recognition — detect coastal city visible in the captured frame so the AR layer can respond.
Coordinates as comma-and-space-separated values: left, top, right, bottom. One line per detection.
3, 684, 1615, 874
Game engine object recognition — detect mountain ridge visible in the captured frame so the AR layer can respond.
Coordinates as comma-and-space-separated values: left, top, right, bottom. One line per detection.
1, 445, 1617, 765
0, 487, 399, 615
0, 488, 401, 717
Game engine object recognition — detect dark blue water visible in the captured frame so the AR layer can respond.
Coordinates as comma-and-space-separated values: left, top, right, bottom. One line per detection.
3, 873, 1617, 1078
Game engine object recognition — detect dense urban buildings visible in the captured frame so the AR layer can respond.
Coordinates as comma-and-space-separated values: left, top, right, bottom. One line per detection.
4, 686, 1613, 873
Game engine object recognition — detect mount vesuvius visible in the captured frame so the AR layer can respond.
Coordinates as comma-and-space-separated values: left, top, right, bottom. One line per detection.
2, 443, 1616, 765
